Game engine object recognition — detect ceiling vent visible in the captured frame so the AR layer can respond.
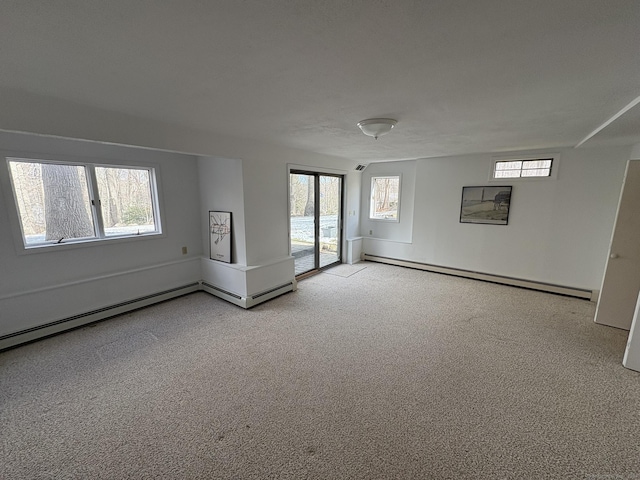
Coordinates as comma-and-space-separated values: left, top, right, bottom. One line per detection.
355, 164, 367, 171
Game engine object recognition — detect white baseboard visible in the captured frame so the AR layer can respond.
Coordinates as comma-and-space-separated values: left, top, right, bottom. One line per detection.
363, 254, 596, 301
201, 281, 295, 308
1, 254, 297, 350
0, 283, 200, 351
1, 278, 297, 351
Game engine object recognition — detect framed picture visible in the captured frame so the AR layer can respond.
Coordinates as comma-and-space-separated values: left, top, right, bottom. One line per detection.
209, 211, 232, 262
460, 186, 512, 225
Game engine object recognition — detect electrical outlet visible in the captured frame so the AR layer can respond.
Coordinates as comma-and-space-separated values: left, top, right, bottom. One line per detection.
369, 230, 373, 235
181, 246, 188, 255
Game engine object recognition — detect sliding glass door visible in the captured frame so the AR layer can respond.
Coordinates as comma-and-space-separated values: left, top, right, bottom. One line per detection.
290, 172, 317, 275
290, 171, 342, 276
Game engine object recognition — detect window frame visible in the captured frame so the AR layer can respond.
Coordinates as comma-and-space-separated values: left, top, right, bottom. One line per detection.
489, 154, 559, 182
369, 174, 402, 222
4, 155, 164, 252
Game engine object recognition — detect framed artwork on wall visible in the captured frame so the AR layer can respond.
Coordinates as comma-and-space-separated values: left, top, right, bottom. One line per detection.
209, 211, 232, 262
460, 186, 512, 225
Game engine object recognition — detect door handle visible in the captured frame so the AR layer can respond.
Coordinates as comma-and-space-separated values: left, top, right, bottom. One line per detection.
610, 253, 619, 259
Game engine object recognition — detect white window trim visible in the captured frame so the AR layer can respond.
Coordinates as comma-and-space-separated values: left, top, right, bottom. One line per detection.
369, 174, 402, 222
489, 153, 560, 182
2, 152, 165, 255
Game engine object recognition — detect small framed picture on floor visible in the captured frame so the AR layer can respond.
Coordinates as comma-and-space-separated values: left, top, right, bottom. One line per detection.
209, 211, 232, 262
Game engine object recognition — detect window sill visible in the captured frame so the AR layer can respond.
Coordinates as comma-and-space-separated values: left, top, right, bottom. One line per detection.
17, 232, 164, 255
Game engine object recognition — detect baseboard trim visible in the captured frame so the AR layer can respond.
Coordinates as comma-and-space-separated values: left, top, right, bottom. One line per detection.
247, 282, 295, 308
2, 276, 298, 351
200, 281, 246, 307
201, 281, 295, 309
0, 283, 201, 351
363, 254, 595, 300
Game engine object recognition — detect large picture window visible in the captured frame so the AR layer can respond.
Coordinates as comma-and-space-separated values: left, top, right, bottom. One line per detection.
370, 175, 400, 221
7, 158, 161, 248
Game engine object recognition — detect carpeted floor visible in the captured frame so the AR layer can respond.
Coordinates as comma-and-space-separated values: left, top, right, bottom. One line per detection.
322, 263, 367, 278
1, 262, 639, 479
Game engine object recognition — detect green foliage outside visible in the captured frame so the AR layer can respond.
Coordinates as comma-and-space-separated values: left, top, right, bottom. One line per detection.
123, 205, 152, 225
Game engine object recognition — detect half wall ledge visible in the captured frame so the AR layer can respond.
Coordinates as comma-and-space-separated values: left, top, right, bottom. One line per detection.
200, 255, 297, 308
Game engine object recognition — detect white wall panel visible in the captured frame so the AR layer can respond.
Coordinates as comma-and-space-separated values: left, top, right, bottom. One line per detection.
362, 147, 631, 291
0, 132, 202, 338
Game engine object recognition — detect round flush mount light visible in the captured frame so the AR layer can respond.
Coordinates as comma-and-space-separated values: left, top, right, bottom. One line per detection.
357, 118, 397, 140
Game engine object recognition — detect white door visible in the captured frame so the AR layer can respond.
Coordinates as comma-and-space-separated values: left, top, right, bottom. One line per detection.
594, 160, 640, 330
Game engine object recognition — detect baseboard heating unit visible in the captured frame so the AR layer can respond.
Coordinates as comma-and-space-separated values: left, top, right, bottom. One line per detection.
0, 283, 201, 351
200, 281, 295, 309
362, 254, 596, 301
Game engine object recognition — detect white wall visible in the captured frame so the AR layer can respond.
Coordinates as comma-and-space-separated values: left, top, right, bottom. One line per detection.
198, 155, 300, 303
0, 91, 361, 270
196, 154, 360, 301
0, 94, 363, 333
197, 152, 360, 272
360, 160, 416, 243
345, 169, 362, 240
362, 147, 631, 291
0, 131, 202, 338
243, 157, 291, 266
198, 156, 247, 265
242, 157, 359, 268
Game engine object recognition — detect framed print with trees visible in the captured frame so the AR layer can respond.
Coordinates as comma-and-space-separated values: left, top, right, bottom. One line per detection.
460, 186, 512, 225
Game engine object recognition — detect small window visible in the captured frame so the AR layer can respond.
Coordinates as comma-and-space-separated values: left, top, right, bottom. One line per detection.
493, 158, 553, 179
370, 175, 400, 221
7, 158, 161, 248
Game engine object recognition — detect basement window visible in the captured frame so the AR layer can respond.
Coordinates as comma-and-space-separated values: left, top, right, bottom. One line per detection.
370, 175, 401, 221
492, 157, 554, 179
7, 158, 161, 248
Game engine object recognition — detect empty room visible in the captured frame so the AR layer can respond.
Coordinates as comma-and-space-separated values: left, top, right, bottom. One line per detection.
1, 1, 640, 479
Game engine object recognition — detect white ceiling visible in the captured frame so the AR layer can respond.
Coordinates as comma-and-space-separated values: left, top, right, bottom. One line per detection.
1, 0, 639, 161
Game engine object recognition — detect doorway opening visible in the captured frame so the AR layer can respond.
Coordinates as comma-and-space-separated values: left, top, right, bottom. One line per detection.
290, 171, 343, 276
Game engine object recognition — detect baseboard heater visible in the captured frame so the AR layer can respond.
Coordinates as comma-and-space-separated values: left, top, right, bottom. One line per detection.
363, 254, 596, 301
0, 283, 201, 351
200, 281, 295, 309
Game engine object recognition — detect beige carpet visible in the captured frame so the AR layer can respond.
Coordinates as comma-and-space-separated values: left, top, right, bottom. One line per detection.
1, 262, 639, 479
322, 263, 367, 277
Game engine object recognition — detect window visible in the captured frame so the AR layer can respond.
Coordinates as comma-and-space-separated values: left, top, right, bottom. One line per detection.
7, 158, 161, 248
94, 166, 158, 238
370, 175, 400, 221
493, 158, 553, 179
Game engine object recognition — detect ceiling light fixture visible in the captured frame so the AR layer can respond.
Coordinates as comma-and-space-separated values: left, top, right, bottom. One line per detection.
357, 118, 397, 140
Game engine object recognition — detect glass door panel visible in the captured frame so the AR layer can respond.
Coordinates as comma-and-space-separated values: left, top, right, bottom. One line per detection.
319, 175, 341, 268
290, 171, 342, 276
290, 173, 317, 276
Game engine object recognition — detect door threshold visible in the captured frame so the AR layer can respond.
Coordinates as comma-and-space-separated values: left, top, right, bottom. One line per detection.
296, 270, 321, 281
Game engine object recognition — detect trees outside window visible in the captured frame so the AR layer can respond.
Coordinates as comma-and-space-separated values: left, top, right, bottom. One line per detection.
7, 158, 160, 247
41, 163, 95, 241
95, 167, 156, 237
370, 176, 400, 221
289, 174, 341, 218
